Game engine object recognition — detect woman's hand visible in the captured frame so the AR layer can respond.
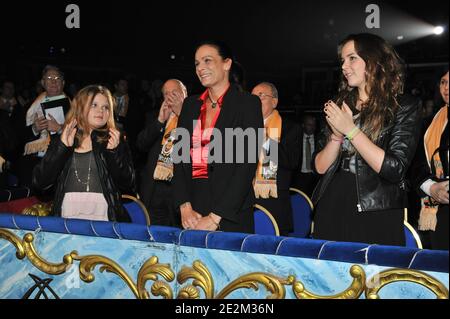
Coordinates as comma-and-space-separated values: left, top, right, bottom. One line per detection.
323, 101, 343, 139
180, 202, 202, 229
430, 181, 449, 204
107, 128, 121, 150
61, 119, 77, 147
193, 214, 220, 231
324, 101, 355, 136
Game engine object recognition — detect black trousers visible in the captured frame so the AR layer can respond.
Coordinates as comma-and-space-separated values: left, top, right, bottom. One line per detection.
146, 180, 179, 227
314, 170, 405, 246
291, 172, 319, 198
431, 205, 449, 250
192, 179, 254, 234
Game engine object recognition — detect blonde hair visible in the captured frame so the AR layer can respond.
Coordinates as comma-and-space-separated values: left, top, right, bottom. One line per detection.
65, 85, 116, 145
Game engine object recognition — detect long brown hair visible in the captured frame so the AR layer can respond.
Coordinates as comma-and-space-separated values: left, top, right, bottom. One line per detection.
64, 85, 116, 146
336, 33, 405, 142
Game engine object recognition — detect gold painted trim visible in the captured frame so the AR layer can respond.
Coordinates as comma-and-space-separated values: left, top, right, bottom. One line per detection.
177, 260, 214, 299
137, 256, 175, 299
366, 268, 449, 299
1, 228, 448, 299
71, 253, 139, 298
216, 273, 288, 299
0, 229, 26, 259
404, 221, 423, 249
292, 265, 366, 299
289, 187, 314, 234
0, 229, 75, 275
122, 194, 151, 225
289, 187, 314, 210
254, 204, 280, 236
23, 233, 75, 275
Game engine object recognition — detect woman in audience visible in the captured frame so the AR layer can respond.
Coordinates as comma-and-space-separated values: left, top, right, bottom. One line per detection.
173, 40, 263, 232
414, 69, 449, 250
312, 33, 421, 246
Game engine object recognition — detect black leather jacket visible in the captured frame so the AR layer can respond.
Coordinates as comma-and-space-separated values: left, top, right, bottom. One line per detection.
312, 95, 421, 212
32, 131, 135, 222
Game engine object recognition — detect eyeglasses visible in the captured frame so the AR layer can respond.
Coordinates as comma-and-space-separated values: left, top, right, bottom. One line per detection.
44, 76, 63, 81
256, 92, 275, 99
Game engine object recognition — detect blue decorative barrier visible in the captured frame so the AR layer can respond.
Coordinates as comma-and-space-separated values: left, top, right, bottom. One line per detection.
0, 213, 448, 299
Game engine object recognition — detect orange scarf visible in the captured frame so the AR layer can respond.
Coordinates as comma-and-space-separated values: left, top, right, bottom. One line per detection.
24, 93, 66, 156
253, 110, 282, 199
153, 113, 178, 181
419, 106, 448, 231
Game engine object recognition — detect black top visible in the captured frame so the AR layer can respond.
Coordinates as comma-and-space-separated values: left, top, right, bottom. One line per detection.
64, 151, 103, 193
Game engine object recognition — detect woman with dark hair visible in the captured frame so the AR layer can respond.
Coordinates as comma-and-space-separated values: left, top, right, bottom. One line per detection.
312, 33, 421, 246
33, 85, 135, 222
173, 40, 263, 233
414, 69, 449, 250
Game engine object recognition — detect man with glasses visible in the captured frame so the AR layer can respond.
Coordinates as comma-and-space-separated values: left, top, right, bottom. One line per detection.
18, 65, 68, 186
26, 65, 66, 138
251, 82, 301, 236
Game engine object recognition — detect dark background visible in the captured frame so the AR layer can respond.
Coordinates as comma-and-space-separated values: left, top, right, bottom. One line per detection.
1, 0, 448, 107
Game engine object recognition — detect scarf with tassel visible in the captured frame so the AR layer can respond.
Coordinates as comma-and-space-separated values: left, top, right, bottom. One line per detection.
24, 93, 66, 156
153, 113, 178, 181
418, 106, 448, 231
254, 110, 282, 199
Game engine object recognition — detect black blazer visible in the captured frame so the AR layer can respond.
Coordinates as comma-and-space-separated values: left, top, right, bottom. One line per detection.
136, 116, 167, 208
172, 85, 264, 223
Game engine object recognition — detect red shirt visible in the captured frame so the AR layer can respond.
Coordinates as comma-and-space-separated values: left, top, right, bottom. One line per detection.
191, 88, 228, 179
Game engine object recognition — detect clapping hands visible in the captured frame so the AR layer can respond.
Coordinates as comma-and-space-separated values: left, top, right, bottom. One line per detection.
61, 119, 77, 147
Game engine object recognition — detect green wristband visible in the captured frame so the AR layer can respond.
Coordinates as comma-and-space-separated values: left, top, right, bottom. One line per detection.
346, 126, 360, 141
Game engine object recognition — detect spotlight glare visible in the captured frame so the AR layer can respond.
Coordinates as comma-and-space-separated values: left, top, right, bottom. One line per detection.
433, 26, 444, 35
397, 35, 404, 40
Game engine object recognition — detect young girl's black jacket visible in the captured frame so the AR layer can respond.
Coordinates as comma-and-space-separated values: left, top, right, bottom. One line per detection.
311, 95, 421, 213
32, 130, 135, 222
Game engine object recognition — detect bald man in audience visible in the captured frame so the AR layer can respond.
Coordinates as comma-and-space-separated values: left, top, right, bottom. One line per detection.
137, 79, 187, 226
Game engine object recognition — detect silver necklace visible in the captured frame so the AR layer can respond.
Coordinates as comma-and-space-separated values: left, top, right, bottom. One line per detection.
73, 152, 92, 192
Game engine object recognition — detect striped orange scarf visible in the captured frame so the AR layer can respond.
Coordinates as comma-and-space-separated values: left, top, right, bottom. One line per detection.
419, 106, 448, 231
253, 110, 282, 199
153, 113, 178, 181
